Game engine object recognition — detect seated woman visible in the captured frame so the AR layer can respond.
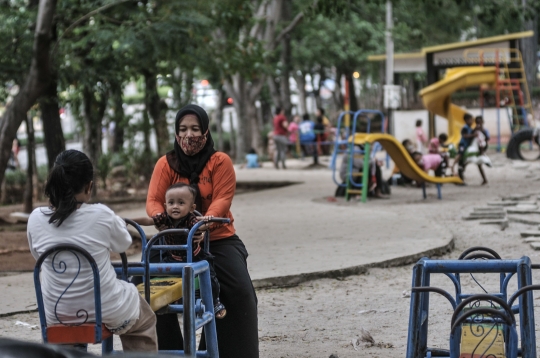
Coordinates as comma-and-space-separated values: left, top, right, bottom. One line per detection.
27, 150, 157, 352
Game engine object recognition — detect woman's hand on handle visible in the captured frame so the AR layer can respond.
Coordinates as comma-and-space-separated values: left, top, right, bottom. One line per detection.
195, 215, 214, 231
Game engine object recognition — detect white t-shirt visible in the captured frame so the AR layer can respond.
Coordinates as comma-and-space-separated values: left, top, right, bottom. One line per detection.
28, 203, 140, 328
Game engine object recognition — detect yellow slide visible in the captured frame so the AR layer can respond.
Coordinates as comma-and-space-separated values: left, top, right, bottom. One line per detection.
358, 133, 463, 184
419, 66, 497, 146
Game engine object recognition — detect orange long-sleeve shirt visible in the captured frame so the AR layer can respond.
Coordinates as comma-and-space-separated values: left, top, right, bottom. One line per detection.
146, 152, 236, 241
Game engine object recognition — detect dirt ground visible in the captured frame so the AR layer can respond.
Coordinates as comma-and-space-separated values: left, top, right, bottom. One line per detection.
2, 152, 540, 357
0, 200, 144, 271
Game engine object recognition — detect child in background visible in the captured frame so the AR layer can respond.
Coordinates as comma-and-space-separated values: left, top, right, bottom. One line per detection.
415, 119, 427, 153
245, 148, 260, 168
452, 113, 476, 179
132, 183, 226, 319
288, 115, 300, 144
474, 116, 490, 154
288, 115, 301, 157
413, 152, 447, 177
471, 116, 490, 185
299, 113, 316, 156
428, 133, 448, 154
389, 139, 416, 186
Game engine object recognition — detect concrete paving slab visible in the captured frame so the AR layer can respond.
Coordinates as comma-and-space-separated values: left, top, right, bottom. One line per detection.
501, 194, 531, 201
506, 208, 540, 214
520, 231, 540, 238
473, 207, 505, 212
487, 201, 518, 206
463, 213, 506, 220
480, 219, 509, 230
508, 217, 540, 225
530, 242, 540, 250
514, 204, 539, 210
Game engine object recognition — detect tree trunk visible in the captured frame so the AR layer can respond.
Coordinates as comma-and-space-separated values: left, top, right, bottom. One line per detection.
279, 33, 292, 116
142, 109, 152, 155
215, 87, 225, 151
228, 111, 236, 158
172, 69, 194, 109
110, 82, 125, 153
294, 71, 307, 115
23, 114, 36, 213
226, 73, 266, 162
143, 70, 169, 156
346, 72, 358, 112
226, 75, 248, 161
267, 76, 281, 109
82, 86, 106, 166
332, 69, 343, 110
311, 70, 323, 108
0, 0, 56, 194
279, 0, 292, 116
40, 77, 65, 169
247, 101, 262, 154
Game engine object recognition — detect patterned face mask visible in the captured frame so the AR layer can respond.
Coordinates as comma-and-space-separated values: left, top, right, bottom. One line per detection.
176, 130, 208, 156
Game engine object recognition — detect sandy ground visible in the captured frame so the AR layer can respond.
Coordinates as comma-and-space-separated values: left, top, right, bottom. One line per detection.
3, 151, 540, 357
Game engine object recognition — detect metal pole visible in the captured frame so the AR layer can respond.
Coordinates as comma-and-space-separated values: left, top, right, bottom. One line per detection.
385, 1, 393, 86
497, 108, 501, 152
385, 1, 394, 136
183, 265, 196, 358
361, 142, 370, 203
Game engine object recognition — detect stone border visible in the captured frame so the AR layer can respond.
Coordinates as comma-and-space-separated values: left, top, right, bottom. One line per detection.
253, 237, 455, 289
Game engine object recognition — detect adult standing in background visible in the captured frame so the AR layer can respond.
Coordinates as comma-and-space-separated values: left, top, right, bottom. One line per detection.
272, 107, 289, 169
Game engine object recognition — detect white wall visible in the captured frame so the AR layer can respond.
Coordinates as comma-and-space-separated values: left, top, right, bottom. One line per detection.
393, 107, 514, 145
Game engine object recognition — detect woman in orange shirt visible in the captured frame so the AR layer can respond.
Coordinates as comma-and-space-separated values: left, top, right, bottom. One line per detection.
146, 104, 258, 357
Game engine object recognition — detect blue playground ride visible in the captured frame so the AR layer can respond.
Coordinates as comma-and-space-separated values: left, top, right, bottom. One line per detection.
331, 109, 386, 201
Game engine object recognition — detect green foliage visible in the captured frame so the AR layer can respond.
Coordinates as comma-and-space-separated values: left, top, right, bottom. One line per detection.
97, 152, 112, 190
0, 1, 36, 93
37, 164, 49, 183
4, 168, 26, 186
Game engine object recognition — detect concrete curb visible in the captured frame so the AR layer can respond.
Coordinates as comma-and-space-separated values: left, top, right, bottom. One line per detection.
252, 237, 455, 289
0, 238, 455, 316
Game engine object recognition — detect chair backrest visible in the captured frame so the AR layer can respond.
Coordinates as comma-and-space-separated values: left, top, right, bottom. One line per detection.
33, 244, 105, 344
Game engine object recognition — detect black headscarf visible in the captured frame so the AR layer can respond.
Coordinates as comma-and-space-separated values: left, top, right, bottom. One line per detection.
166, 104, 216, 211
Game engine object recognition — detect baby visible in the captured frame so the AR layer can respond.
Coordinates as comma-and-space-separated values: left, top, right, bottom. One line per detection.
133, 183, 226, 319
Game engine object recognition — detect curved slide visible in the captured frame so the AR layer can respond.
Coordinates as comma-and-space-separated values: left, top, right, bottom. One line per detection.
357, 133, 464, 184
419, 66, 497, 146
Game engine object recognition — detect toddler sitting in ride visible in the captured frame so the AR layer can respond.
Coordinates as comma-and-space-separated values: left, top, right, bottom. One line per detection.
132, 183, 226, 319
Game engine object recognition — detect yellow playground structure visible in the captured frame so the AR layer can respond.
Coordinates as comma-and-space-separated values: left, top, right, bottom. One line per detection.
420, 48, 533, 149
339, 46, 533, 201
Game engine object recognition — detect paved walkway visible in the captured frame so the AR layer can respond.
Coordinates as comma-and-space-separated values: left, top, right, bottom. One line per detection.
0, 157, 453, 315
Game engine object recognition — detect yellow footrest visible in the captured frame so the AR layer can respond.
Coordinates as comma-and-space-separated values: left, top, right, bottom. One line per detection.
137, 277, 183, 312
460, 323, 505, 358
347, 189, 363, 194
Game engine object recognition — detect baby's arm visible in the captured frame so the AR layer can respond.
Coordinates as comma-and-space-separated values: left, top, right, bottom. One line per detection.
131, 216, 156, 226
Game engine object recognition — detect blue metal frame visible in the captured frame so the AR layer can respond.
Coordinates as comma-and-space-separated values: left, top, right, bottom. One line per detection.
331, 109, 387, 192
34, 217, 228, 357
114, 217, 230, 357
406, 252, 537, 358
33, 244, 110, 354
